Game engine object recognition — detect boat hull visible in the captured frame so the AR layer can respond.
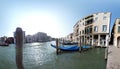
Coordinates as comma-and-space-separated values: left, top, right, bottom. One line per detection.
51, 44, 79, 51
51, 44, 91, 51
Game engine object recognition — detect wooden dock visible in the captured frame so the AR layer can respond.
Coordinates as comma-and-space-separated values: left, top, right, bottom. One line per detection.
106, 46, 120, 69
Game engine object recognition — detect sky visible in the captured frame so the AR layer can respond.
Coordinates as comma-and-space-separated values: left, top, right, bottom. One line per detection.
0, 0, 120, 38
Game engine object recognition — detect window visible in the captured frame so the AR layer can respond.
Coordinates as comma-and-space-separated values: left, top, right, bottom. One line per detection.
102, 25, 107, 32
80, 31, 81, 34
90, 27, 92, 33
83, 22, 84, 25
96, 13, 98, 15
119, 22, 120, 24
118, 26, 120, 33
95, 17, 98, 21
82, 30, 84, 34
103, 16, 107, 20
88, 28, 90, 33
104, 12, 107, 14
94, 26, 98, 32
77, 25, 79, 27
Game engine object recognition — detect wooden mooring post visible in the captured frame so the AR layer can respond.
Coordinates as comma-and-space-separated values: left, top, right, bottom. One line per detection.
15, 27, 24, 69
105, 46, 108, 60
56, 38, 59, 55
79, 36, 82, 52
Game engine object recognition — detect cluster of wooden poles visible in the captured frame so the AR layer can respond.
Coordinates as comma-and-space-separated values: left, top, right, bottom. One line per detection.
55, 36, 83, 55
55, 37, 108, 55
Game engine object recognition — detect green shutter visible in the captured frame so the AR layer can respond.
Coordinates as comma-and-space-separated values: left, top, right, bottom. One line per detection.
118, 26, 120, 33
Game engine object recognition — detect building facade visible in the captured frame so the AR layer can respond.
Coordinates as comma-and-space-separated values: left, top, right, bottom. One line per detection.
73, 12, 111, 47
25, 35, 33, 43
25, 32, 52, 43
5, 37, 14, 44
64, 33, 73, 42
0, 36, 7, 44
109, 18, 120, 47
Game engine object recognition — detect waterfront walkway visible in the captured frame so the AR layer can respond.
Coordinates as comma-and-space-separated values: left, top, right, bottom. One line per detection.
106, 46, 120, 69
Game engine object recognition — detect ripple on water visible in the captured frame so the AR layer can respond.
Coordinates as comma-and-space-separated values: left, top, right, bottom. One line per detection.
0, 41, 106, 69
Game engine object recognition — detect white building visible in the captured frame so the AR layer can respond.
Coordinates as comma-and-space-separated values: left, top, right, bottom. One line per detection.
25, 35, 33, 43
64, 33, 73, 42
25, 32, 52, 43
110, 18, 120, 47
73, 12, 111, 47
0, 36, 7, 44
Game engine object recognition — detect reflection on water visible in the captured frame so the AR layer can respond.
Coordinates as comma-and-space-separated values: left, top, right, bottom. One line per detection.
0, 41, 106, 69
23, 42, 56, 69
0, 44, 17, 69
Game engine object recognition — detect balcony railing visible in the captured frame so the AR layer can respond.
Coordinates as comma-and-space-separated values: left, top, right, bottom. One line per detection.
85, 19, 94, 26
85, 27, 93, 34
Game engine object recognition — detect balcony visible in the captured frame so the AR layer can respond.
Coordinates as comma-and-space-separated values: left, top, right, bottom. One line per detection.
85, 26, 93, 34
85, 19, 94, 26
85, 15, 93, 20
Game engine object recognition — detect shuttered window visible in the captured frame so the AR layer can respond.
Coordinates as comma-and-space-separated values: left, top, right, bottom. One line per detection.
118, 26, 120, 33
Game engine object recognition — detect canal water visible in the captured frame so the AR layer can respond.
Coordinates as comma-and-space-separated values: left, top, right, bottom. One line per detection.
0, 41, 106, 69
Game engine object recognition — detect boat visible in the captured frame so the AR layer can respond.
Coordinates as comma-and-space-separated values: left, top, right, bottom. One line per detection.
62, 42, 78, 45
0, 43, 9, 46
51, 44, 91, 51
51, 44, 79, 51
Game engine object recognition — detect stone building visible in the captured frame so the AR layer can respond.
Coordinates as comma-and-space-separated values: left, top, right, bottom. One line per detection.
109, 18, 120, 47
73, 12, 111, 47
